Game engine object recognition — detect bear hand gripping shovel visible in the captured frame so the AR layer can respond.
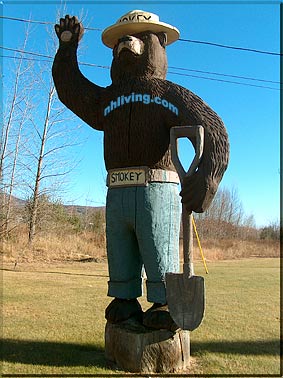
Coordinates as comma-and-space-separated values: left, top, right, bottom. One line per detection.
166, 125, 205, 331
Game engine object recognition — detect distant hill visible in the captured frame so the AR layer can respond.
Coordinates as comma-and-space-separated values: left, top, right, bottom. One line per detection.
64, 204, 105, 216
0, 193, 26, 208
0, 193, 105, 215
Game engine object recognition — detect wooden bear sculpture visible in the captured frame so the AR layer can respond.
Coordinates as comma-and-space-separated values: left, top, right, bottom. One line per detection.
52, 10, 229, 331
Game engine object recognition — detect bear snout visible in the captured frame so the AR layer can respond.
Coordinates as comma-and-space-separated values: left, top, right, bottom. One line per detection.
117, 35, 144, 56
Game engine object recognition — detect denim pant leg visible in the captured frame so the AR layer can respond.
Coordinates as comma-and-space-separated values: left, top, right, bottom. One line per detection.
136, 183, 181, 304
106, 187, 143, 299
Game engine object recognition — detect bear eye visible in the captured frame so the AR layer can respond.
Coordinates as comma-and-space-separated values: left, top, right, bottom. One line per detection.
157, 32, 167, 47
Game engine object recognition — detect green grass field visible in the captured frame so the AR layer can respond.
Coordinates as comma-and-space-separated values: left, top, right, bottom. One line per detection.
2, 258, 281, 376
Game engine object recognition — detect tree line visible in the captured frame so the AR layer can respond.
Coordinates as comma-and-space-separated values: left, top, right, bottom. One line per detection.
0, 188, 279, 244
193, 187, 279, 241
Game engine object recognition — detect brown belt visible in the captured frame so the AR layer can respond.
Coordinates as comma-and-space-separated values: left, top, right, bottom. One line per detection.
107, 166, 179, 188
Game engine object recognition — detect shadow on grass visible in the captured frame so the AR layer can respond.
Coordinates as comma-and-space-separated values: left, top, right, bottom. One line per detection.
191, 339, 280, 356
2, 338, 280, 369
1, 339, 107, 368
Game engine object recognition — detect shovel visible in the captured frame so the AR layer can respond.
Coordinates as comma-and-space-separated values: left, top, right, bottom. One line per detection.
166, 125, 205, 331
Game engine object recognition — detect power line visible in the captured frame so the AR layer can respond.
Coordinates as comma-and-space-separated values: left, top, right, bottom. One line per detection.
0, 15, 53, 26
169, 66, 280, 85
0, 15, 102, 31
178, 38, 281, 57
1, 45, 53, 59
1, 50, 279, 91
167, 71, 280, 91
0, 47, 111, 69
0, 14, 281, 57
1, 44, 279, 85
0, 46, 280, 91
0, 54, 52, 63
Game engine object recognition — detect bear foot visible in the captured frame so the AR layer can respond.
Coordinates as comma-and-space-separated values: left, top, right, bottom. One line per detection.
143, 303, 179, 332
105, 298, 143, 324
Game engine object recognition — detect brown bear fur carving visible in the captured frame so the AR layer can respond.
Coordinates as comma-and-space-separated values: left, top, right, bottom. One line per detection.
52, 16, 229, 214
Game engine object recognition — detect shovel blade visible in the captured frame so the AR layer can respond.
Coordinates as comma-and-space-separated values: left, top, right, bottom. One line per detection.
166, 273, 205, 331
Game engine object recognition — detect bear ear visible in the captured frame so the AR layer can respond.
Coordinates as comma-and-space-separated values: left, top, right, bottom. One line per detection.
157, 32, 167, 47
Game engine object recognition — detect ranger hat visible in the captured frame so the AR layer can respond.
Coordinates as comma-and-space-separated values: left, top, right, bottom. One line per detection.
102, 9, 180, 48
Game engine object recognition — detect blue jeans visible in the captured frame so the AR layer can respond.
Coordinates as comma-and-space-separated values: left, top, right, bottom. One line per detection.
106, 183, 181, 304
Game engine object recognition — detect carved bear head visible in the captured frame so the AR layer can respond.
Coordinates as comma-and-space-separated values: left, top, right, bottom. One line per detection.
110, 31, 168, 83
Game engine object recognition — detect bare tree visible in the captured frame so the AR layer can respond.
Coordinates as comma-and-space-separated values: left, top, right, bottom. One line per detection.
27, 82, 56, 242
0, 25, 34, 240
2, 17, 84, 244
24, 70, 82, 243
194, 186, 255, 239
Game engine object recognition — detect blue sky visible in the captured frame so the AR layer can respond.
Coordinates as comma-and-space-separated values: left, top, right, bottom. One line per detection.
1, 1, 281, 227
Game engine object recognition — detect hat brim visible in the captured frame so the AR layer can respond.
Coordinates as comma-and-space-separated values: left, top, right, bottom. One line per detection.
102, 21, 180, 48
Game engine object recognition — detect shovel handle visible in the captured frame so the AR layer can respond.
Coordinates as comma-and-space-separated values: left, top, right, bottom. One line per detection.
170, 125, 204, 182
182, 209, 193, 276
170, 126, 204, 277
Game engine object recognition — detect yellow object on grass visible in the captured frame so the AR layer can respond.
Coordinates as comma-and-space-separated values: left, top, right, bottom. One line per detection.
192, 216, 209, 274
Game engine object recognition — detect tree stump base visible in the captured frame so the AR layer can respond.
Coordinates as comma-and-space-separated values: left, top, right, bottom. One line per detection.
105, 319, 190, 373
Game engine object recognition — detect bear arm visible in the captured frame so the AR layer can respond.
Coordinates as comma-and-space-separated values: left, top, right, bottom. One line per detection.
171, 87, 229, 212
52, 44, 104, 131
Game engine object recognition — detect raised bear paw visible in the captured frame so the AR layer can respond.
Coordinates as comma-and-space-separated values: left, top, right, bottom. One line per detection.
55, 15, 84, 45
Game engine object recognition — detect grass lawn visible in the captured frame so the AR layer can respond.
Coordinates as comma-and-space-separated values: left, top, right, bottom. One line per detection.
2, 258, 281, 376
